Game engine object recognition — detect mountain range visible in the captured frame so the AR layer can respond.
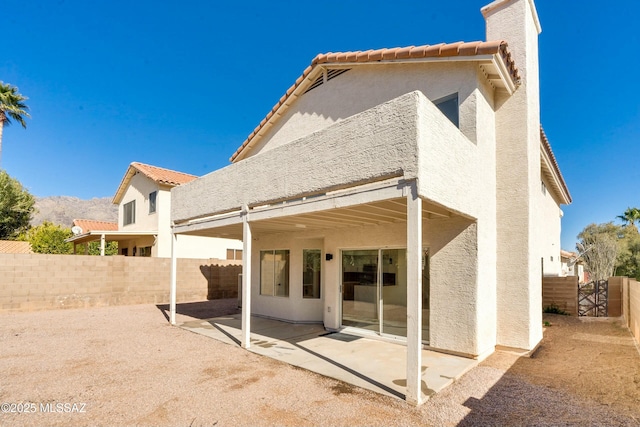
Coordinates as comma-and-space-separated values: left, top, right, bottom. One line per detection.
32, 196, 118, 227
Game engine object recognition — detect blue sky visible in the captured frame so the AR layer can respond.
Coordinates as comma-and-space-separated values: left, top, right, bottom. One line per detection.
1, 1, 638, 250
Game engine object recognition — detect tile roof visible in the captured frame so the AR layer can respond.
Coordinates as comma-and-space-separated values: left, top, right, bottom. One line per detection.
230, 40, 520, 162
130, 162, 198, 186
72, 219, 118, 233
540, 127, 572, 204
113, 162, 198, 205
0, 240, 32, 254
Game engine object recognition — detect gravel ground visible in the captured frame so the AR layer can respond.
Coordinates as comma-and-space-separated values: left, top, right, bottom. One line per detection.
0, 301, 638, 427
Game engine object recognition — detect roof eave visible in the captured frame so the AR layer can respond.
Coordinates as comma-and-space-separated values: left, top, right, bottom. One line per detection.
112, 164, 138, 205
540, 131, 572, 205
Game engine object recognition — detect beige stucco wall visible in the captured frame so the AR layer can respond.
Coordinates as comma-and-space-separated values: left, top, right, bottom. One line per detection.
247, 213, 484, 356
540, 174, 563, 276
119, 172, 159, 232
246, 62, 483, 159
250, 235, 324, 322
487, 0, 544, 351
173, 91, 423, 222
176, 235, 243, 260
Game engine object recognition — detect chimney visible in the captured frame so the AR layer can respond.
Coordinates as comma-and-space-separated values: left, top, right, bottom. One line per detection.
482, 0, 545, 351
482, 0, 541, 86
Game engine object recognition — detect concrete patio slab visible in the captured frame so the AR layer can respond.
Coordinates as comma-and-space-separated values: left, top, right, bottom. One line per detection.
180, 313, 477, 402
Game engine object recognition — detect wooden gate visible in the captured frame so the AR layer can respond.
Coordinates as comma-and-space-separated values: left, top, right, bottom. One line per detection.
578, 280, 608, 317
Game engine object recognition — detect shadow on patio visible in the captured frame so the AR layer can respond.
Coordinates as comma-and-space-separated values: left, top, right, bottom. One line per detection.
165, 299, 477, 402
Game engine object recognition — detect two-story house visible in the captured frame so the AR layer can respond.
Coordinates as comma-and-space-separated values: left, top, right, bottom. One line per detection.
168, 0, 571, 405
68, 162, 243, 259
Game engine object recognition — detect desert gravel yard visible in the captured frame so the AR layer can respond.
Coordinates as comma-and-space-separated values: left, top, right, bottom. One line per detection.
0, 300, 638, 427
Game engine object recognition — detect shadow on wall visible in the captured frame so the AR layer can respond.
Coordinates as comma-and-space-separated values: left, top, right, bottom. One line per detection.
199, 264, 243, 300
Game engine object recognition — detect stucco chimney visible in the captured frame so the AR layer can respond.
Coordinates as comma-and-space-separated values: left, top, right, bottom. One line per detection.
482, 0, 545, 352
482, 0, 541, 85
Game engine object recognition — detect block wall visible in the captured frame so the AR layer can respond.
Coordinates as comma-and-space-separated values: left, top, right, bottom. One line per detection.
0, 254, 241, 313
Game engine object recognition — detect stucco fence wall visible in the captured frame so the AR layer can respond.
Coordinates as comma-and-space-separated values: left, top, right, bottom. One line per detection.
0, 254, 241, 313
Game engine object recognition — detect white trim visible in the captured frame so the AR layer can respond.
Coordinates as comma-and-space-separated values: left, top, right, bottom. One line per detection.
241, 205, 252, 349
406, 181, 423, 406
170, 232, 177, 325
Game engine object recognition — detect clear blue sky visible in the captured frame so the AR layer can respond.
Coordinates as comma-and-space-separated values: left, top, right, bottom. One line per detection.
1, 1, 638, 250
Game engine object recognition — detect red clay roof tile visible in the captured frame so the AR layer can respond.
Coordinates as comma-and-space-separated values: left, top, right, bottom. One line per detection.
72, 219, 119, 233
131, 162, 197, 186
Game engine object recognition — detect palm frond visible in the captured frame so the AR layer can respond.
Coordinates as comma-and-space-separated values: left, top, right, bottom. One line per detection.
0, 81, 30, 128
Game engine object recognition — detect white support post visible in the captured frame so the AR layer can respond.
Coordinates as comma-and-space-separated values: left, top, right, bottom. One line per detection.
170, 232, 178, 325
241, 205, 252, 349
406, 181, 423, 406
100, 234, 106, 256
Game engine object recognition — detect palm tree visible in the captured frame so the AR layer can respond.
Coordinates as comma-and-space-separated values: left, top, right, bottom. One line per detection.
0, 82, 30, 168
617, 207, 640, 230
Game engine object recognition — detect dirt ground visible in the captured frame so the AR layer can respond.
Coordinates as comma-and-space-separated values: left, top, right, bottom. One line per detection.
0, 302, 638, 427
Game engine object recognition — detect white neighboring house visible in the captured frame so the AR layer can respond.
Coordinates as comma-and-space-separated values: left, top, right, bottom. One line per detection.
560, 249, 585, 283
67, 162, 243, 259
169, 0, 571, 405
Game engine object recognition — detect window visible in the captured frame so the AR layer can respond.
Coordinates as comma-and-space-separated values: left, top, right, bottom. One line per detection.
541, 181, 547, 195
226, 249, 243, 260
260, 250, 289, 297
139, 246, 152, 257
123, 200, 136, 226
303, 249, 321, 299
434, 93, 459, 128
149, 191, 157, 214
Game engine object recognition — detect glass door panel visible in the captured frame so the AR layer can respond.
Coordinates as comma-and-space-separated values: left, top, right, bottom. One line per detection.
422, 250, 430, 342
381, 249, 407, 337
341, 250, 378, 332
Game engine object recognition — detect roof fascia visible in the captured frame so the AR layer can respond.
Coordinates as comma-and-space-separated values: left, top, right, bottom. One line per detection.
540, 140, 571, 205
112, 164, 139, 205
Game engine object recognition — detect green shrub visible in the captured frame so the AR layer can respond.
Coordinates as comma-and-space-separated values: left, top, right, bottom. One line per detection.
543, 303, 570, 316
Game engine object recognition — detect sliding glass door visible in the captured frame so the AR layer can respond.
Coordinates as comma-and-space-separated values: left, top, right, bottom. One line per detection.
341, 250, 379, 332
381, 249, 407, 337
341, 248, 429, 341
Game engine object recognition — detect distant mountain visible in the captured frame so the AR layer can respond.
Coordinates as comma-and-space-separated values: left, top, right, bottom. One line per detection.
32, 196, 118, 227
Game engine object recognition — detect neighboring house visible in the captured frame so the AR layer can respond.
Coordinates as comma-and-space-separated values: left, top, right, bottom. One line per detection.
69, 219, 119, 255
169, 0, 571, 404
68, 162, 243, 259
0, 240, 32, 254
560, 249, 585, 283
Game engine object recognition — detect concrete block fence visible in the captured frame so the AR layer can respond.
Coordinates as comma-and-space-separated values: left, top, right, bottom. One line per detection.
0, 254, 241, 313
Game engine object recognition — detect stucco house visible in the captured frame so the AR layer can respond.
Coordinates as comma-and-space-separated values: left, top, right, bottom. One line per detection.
560, 249, 585, 283
68, 162, 243, 259
169, 0, 571, 405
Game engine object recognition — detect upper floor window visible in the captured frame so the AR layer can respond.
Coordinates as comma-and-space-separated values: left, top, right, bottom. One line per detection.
123, 200, 136, 226
541, 181, 547, 195
434, 93, 459, 128
149, 191, 157, 214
